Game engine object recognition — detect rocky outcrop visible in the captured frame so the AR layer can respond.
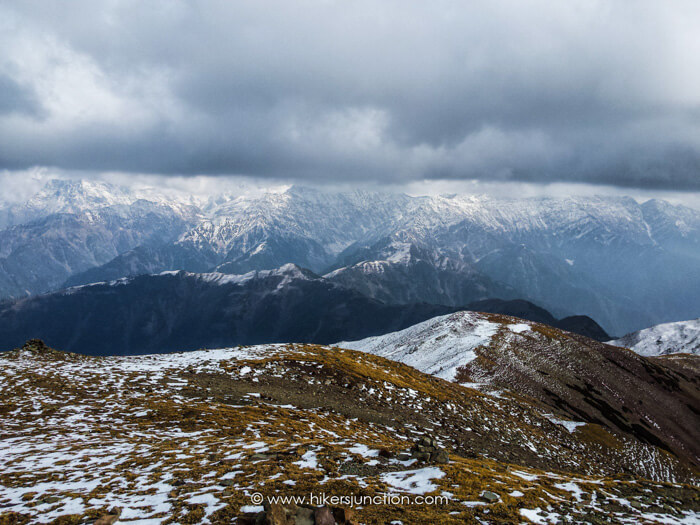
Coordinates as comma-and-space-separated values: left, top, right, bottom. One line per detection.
410, 437, 450, 464
238, 502, 357, 525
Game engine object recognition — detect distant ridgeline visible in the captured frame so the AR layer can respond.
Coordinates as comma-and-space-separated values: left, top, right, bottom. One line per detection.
0, 266, 608, 356
1, 179, 699, 337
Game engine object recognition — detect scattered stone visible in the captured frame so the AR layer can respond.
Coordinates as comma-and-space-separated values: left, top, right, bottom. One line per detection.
378, 448, 393, 459
251, 453, 277, 461
481, 491, 499, 503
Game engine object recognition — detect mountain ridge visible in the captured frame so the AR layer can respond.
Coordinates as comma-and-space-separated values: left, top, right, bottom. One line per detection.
1, 265, 609, 356
609, 318, 700, 356
3, 179, 700, 334
338, 310, 700, 468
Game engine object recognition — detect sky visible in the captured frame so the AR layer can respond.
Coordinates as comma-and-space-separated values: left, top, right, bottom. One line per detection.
1, 1, 699, 205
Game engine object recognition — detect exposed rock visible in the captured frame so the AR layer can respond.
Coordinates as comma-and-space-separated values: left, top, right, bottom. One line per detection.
94, 507, 122, 525
481, 491, 499, 503
314, 506, 335, 525
332, 506, 355, 524
410, 436, 449, 464
294, 506, 314, 525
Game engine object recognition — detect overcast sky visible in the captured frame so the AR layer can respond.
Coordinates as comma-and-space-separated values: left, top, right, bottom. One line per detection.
1, 1, 699, 199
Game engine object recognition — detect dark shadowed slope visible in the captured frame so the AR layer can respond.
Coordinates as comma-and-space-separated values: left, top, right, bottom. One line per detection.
0, 265, 457, 356
1, 264, 610, 356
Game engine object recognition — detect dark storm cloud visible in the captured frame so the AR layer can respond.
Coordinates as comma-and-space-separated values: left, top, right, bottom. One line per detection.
0, 0, 699, 189
0, 74, 42, 117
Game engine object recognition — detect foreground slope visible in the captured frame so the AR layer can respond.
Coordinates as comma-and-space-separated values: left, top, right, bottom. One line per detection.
609, 318, 700, 356
0, 340, 698, 524
339, 312, 700, 470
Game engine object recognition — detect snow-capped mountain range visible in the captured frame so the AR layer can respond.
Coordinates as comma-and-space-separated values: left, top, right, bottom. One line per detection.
0, 179, 201, 230
1, 178, 699, 335
0, 180, 203, 298
609, 318, 700, 356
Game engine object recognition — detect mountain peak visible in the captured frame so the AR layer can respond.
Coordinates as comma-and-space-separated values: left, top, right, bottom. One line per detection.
609, 318, 700, 356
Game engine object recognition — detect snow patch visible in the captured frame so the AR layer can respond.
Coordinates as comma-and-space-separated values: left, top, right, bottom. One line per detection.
381, 467, 445, 495
337, 311, 499, 381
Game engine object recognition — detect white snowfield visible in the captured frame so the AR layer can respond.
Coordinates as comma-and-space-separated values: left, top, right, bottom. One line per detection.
608, 318, 700, 356
337, 311, 524, 381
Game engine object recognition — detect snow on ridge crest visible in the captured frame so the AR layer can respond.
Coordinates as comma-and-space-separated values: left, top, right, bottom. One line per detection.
337, 311, 502, 381
608, 318, 700, 356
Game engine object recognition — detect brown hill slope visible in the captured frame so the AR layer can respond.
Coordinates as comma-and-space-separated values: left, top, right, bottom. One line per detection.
0, 340, 698, 524
339, 311, 700, 472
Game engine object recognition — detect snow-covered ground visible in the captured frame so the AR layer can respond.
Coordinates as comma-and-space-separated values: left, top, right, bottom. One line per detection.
338, 311, 522, 380
1, 341, 697, 524
609, 318, 700, 356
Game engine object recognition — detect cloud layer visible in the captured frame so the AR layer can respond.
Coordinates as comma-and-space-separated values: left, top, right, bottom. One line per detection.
1, 1, 699, 189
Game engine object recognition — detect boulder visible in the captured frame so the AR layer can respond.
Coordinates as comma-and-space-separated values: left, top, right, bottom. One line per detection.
265, 502, 290, 525
332, 506, 354, 524
481, 491, 499, 503
431, 449, 449, 464
314, 506, 336, 525
410, 450, 431, 462
294, 506, 315, 525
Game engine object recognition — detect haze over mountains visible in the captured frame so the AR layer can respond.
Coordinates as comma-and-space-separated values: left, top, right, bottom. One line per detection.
1, 179, 699, 338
